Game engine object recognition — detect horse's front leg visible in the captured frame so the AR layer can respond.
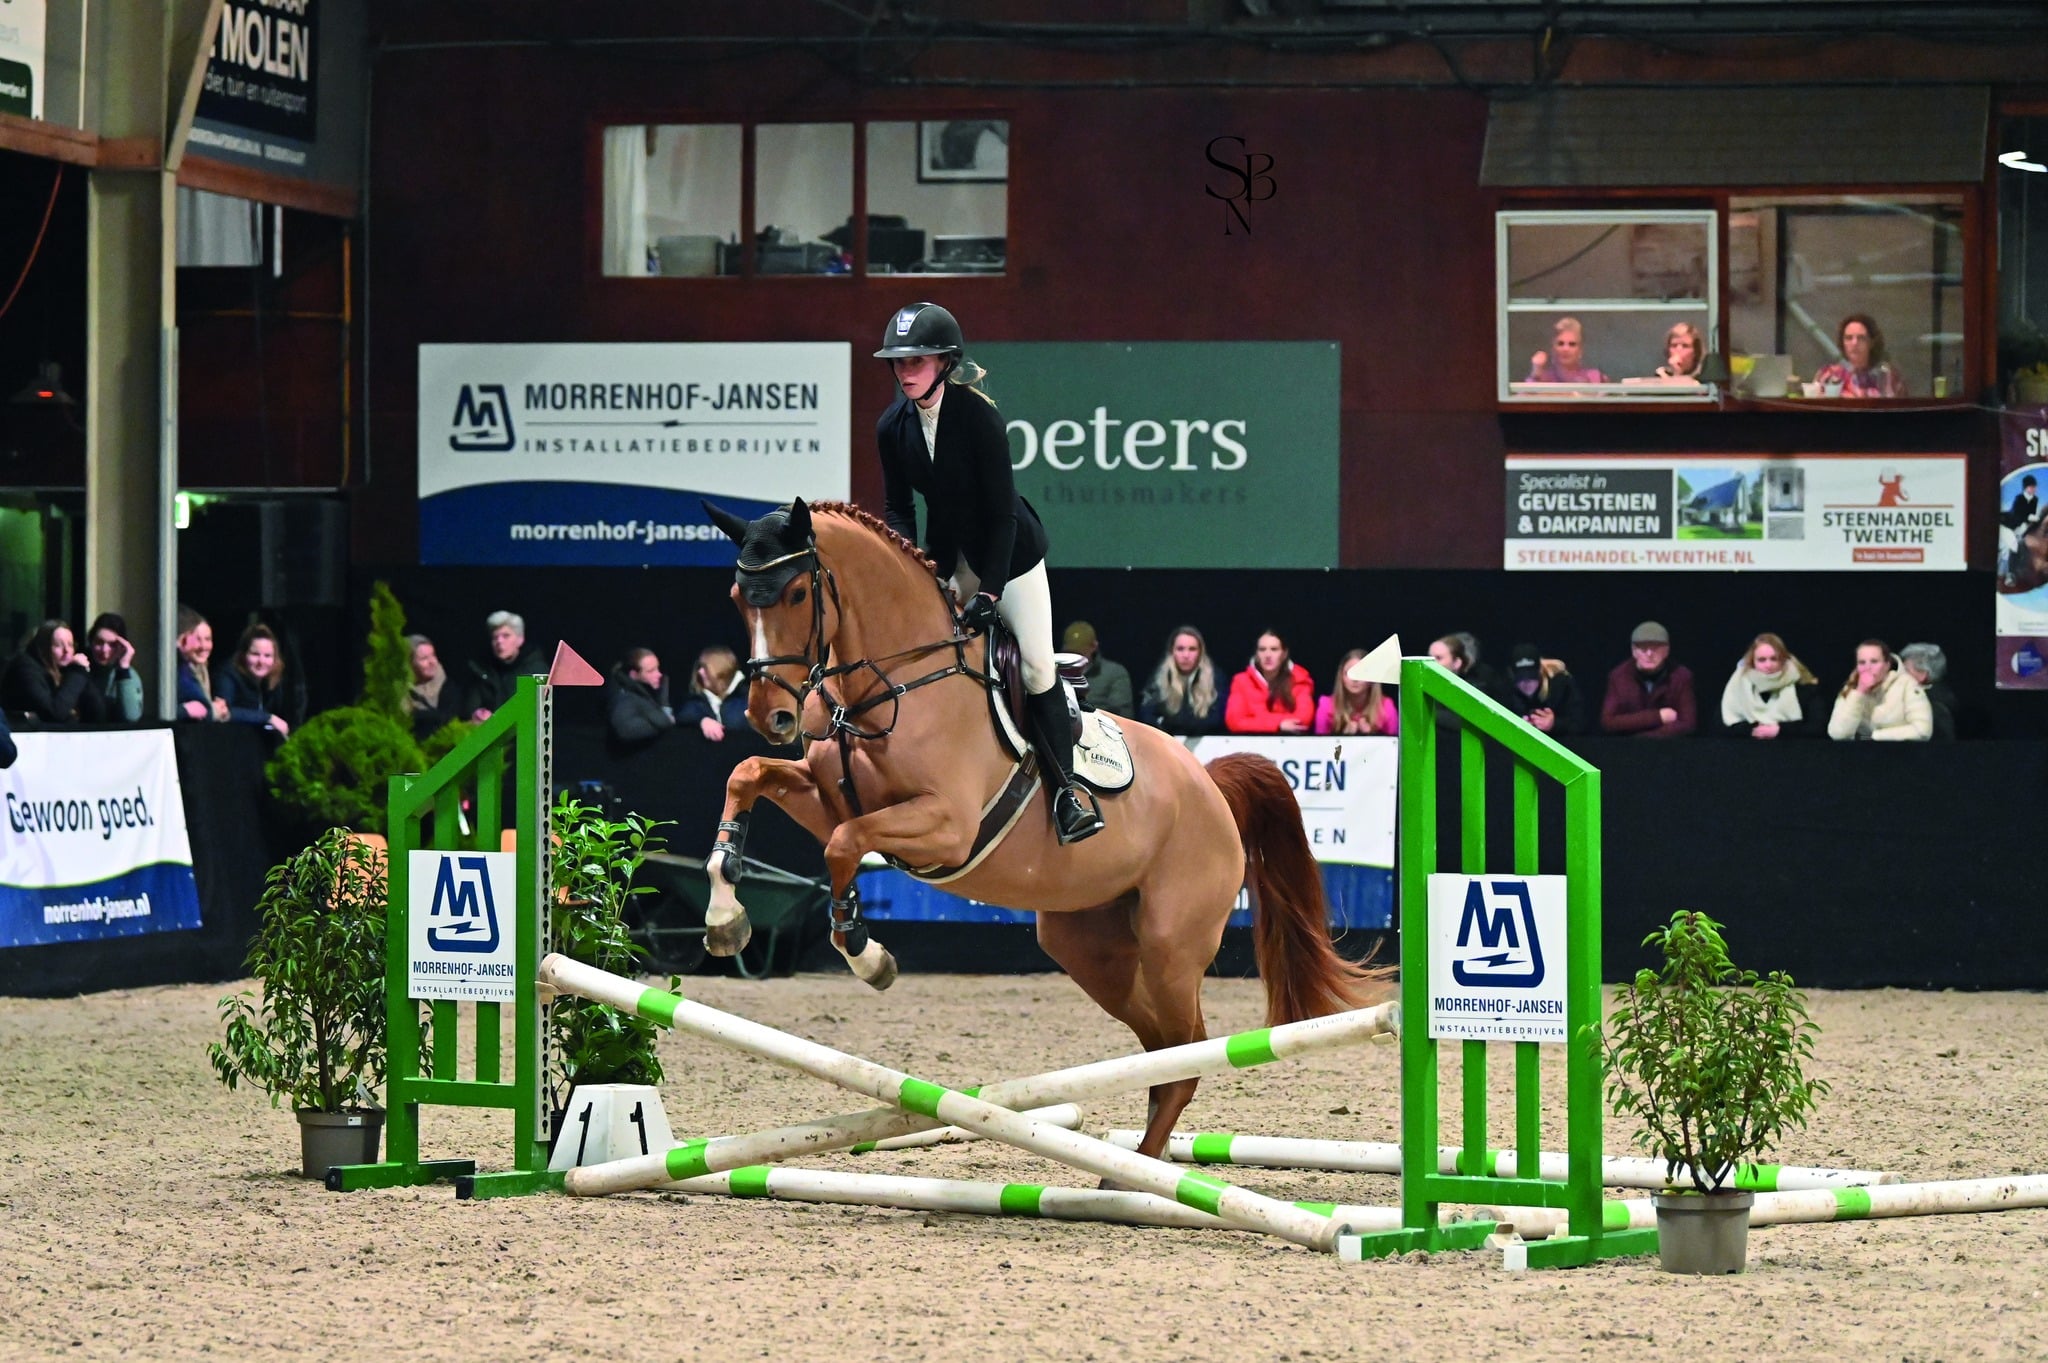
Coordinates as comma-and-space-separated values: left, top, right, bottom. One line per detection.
704, 754, 834, 958
819, 795, 976, 992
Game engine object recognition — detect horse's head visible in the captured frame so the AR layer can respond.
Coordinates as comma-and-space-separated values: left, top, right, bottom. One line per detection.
706, 497, 825, 743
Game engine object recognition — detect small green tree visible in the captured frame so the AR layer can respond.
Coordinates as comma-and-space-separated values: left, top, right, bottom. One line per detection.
1602, 911, 1830, 1195
267, 580, 469, 835
548, 792, 672, 1109
209, 829, 389, 1112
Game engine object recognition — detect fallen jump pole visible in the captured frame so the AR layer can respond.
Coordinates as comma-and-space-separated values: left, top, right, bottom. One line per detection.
1486, 1173, 2048, 1239
665, 1165, 1410, 1234
538, 954, 1354, 1251
1104, 1131, 1904, 1192
554, 969, 1397, 1198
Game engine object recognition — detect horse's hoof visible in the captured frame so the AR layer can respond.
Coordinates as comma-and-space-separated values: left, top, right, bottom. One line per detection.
846, 940, 898, 991
703, 908, 752, 958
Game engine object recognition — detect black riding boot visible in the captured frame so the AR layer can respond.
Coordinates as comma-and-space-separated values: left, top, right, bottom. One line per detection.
1026, 686, 1104, 845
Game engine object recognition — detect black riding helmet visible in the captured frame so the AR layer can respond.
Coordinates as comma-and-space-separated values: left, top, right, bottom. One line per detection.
874, 302, 964, 359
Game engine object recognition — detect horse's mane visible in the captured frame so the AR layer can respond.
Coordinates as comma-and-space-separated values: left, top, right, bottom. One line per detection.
809, 501, 939, 576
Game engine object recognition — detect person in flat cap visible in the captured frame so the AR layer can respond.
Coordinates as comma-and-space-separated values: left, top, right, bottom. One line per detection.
1500, 641, 1584, 736
1059, 620, 1134, 718
1599, 620, 1696, 738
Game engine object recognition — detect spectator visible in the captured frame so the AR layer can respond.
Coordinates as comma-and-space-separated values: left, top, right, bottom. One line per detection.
407, 634, 460, 737
1655, 322, 1706, 380
1720, 633, 1821, 740
676, 645, 748, 741
1426, 633, 1499, 729
1827, 639, 1931, 742
1225, 630, 1314, 734
83, 613, 143, 723
1600, 621, 1697, 738
1138, 625, 1226, 736
1501, 642, 1584, 736
2, 620, 93, 725
1526, 316, 1609, 385
610, 647, 676, 745
1448, 630, 1507, 698
216, 623, 293, 737
1060, 621, 1134, 717
1316, 649, 1398, 736
175, 606, 229, 722
465, 610, 547, 722
1812, 313, 1906, 398
0, 707, 14, 767
1899, 642, 1957, 741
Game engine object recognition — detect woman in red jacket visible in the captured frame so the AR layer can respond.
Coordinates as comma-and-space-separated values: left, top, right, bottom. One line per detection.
1225, 630, 1315, 734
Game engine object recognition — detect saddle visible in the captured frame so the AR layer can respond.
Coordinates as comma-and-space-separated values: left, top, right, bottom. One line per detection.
986, 624, 1134, 795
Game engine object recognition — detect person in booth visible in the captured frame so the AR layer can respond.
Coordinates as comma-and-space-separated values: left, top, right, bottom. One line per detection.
873, 301, 1101, 844
1655, 322, 1706, 380
1526, 316, 1609, 385
1225, 630, 1315, 734
1812, 314, 1906, 398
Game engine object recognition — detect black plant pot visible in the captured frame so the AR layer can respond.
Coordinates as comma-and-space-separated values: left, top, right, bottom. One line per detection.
297, 1108, 384, 1179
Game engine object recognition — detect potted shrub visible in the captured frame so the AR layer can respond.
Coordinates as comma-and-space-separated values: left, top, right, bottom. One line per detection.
546, 792, 673, 1139
208, 827, 392, 1177
1602, 910, 1830, 1274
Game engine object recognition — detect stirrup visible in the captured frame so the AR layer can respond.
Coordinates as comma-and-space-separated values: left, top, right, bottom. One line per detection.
1051, 783, 1104, 845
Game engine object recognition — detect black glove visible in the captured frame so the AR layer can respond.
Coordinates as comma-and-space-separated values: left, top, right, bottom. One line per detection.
959, 592, 1001, 634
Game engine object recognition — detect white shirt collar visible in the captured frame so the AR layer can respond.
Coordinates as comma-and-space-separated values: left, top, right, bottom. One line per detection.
917, 383, 944, 457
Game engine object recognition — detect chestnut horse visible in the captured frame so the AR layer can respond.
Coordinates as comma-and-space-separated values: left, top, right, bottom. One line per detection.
698, 498, 1386, 1159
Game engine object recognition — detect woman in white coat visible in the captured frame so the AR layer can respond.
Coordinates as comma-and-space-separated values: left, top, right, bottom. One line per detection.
1826, 640, 1932, 742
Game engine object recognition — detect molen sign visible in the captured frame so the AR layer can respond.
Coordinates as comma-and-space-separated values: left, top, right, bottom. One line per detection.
1426, 873, 1568, 1043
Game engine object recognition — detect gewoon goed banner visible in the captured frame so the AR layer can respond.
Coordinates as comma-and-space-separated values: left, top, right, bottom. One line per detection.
1996, 406, 2048, 689
858, 735, 1394, 929
972, 342, 1340, 569
418, 342, 851, 566
1505, 453, 1967, 571
0, 729, 203, 949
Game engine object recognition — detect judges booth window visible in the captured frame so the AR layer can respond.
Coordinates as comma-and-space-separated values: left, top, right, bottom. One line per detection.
1497, 210, 1717, 403
755, 123, 853, 277
1728, 195, 1965, 399
860, 121, 1008, 276
604, 124, 741, 277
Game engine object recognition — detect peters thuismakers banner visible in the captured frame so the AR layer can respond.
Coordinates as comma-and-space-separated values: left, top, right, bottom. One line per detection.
972, 342, 1340, 568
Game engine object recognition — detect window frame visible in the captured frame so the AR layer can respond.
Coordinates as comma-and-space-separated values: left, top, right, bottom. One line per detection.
1494, 185, 1983, 412
591, 113, 1012, 283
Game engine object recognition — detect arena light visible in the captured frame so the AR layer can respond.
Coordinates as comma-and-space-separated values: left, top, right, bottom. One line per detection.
2000, 150, 2047, 173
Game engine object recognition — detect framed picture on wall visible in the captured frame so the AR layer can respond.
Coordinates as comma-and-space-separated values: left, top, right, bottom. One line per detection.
917, 120, 1009, 183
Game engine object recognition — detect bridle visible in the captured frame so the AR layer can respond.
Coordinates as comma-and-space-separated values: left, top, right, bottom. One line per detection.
738, 533, 996, 814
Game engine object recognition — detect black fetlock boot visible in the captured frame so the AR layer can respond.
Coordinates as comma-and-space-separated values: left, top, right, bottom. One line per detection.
1026, 686, 1103, 845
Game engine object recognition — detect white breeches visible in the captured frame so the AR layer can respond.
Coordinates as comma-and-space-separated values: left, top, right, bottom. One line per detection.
950, 558, 1056, 694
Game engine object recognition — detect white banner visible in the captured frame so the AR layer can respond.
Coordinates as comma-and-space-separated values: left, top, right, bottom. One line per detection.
1505, 454, 1967, 571
408, 850, 518, 1002
417, 342, 851, 566
0, 0, 47, 120
1184, 734, 1395, 868
0, 729, 201, 947
1426, 874, 1568, 1043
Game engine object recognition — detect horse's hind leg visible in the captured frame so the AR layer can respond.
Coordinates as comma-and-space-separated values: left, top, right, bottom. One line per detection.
1036, 894, 1215, 1169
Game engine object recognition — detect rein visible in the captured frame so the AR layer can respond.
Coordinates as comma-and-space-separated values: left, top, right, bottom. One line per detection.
739, 535, 997, 814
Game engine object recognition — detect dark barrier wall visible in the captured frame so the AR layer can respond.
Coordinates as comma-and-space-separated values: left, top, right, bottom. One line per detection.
0, 725, 283, 998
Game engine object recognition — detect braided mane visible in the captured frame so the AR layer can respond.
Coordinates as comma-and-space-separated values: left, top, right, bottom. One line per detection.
809, 501, 939, 576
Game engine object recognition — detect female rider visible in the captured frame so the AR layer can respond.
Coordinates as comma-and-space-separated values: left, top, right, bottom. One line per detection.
873, 302, 1103, 844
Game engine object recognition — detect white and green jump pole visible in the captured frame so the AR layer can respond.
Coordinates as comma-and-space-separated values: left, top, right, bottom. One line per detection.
556, 964, 1396, 1199
1476, 1174, 2048, 1240
1104, 1131, 1903, 1193
539, 953, 1379, 1251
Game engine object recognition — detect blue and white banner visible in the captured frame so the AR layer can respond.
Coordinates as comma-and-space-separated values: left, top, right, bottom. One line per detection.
0, 730, 202, 948
418, 342, 851, 566
407, 850, 518, 1002
861, 735, 1396, 929
1426, 874, 1568, 1043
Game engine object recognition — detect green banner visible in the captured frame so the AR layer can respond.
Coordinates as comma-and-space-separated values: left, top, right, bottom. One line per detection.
972, 342, 1339, 568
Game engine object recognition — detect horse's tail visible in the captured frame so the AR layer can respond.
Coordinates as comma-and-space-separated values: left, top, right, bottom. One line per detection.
1205, 752, 1394, 1026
